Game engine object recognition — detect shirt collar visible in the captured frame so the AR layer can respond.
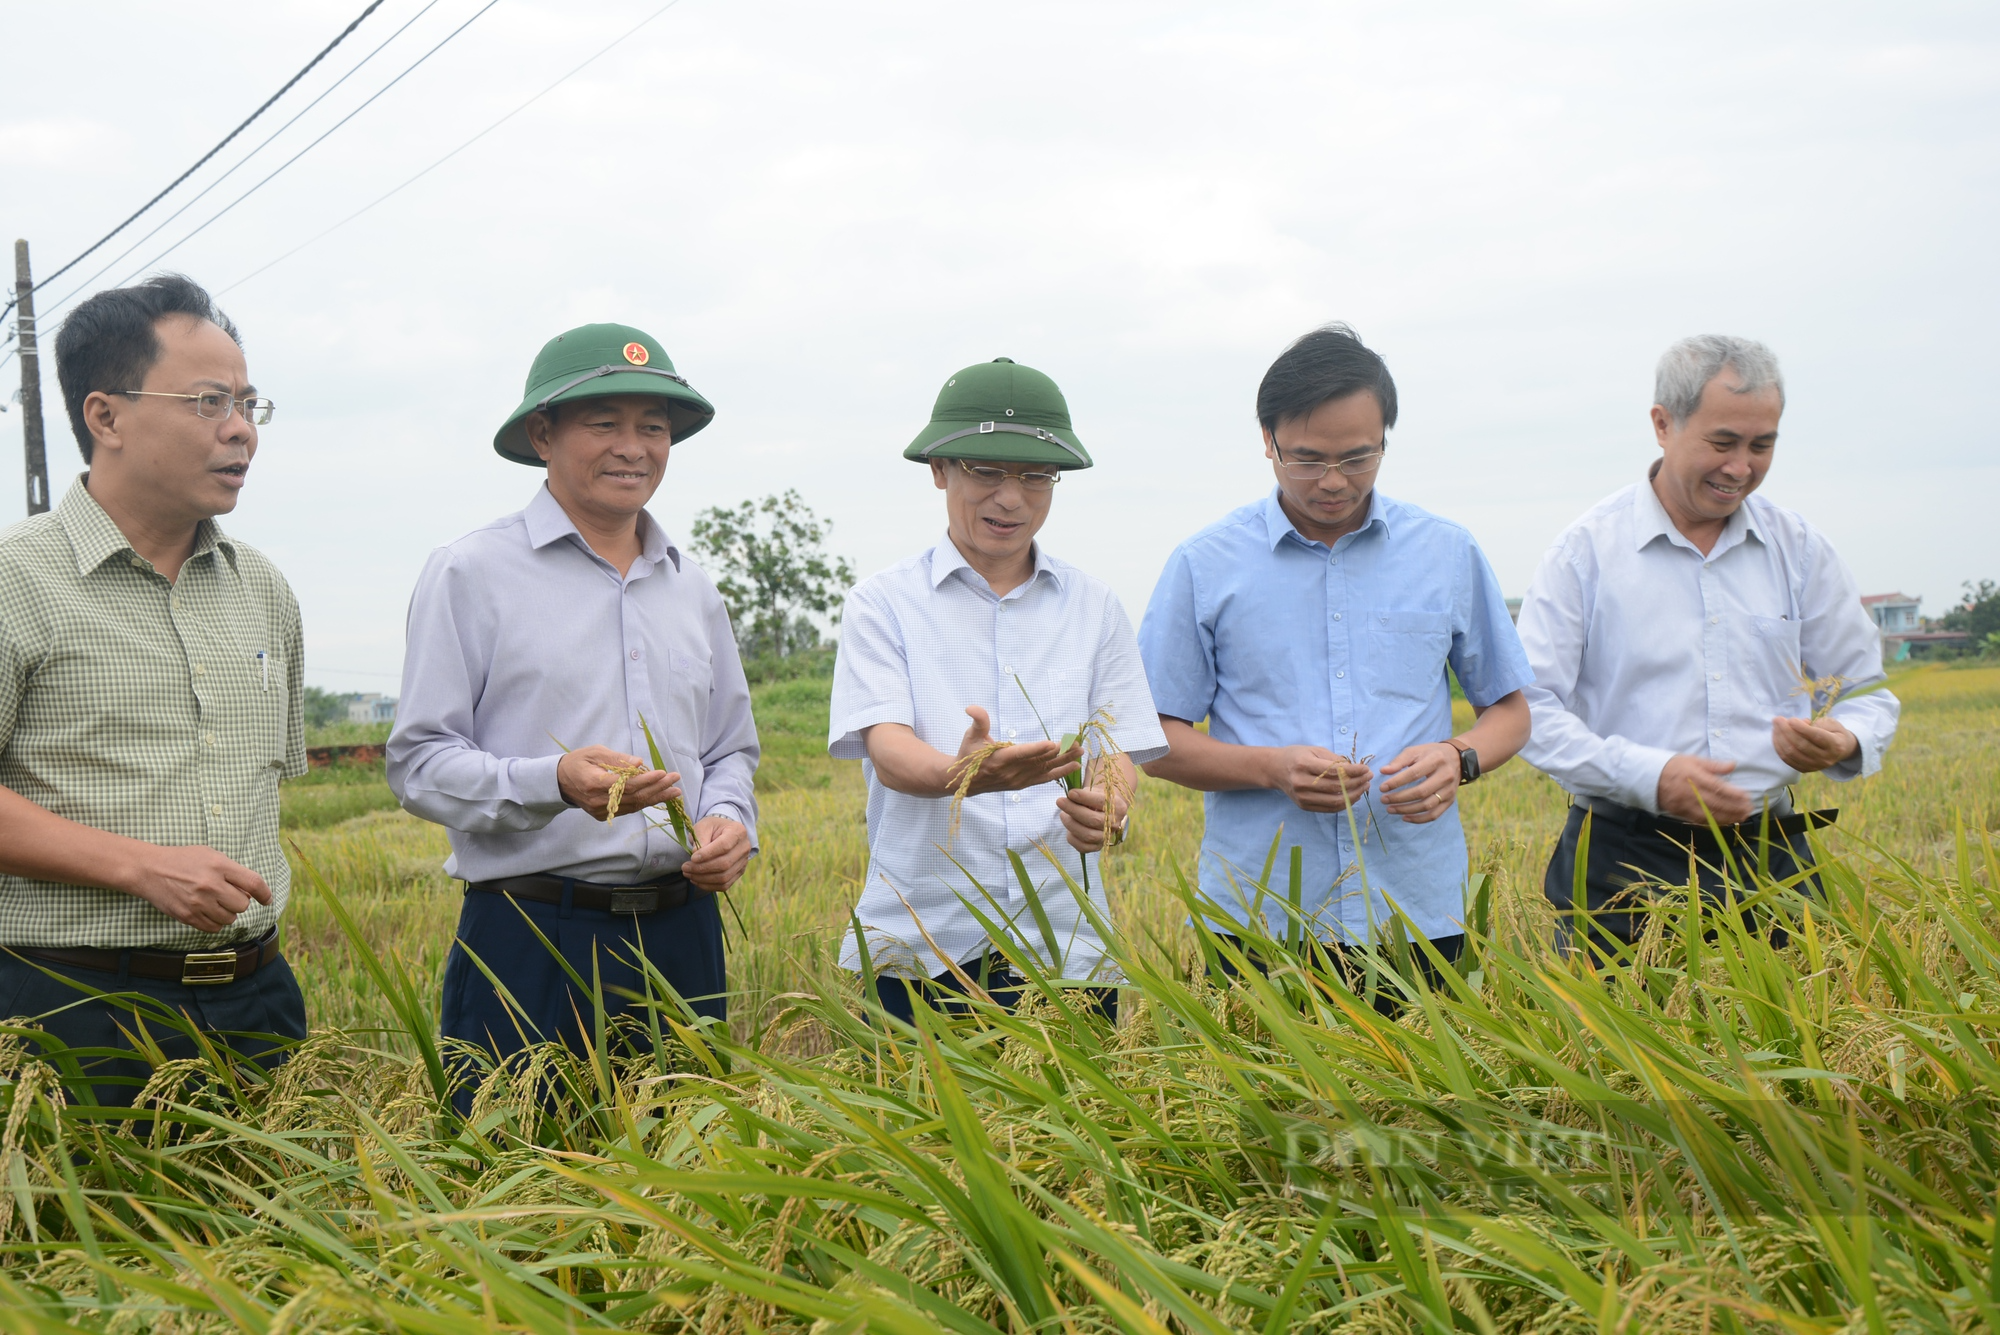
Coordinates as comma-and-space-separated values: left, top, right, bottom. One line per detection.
1634, 465, 1762, 555
523, 483, 680, 571
57, 476, 233, 577
929, 531, 1064, 595
1259, 487, 1391, 552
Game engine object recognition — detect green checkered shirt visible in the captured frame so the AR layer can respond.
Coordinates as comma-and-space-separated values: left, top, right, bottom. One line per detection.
0, 481, 304, 949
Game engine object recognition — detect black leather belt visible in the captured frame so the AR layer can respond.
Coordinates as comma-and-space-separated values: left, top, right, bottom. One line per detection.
1576, 799, 1837, 840
16, 928, 282, 987
467, 871, 693, 915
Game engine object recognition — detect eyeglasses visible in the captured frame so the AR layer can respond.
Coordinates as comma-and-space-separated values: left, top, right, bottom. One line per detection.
956, 459, 1061, 491
1272, 442, 1385, 479
119, 390, 276, 426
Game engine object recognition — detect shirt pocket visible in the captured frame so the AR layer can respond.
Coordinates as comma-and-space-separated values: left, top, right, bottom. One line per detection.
1742, 614, 1806, 714
1365, 610, 1451, 703
1041, 666, 1091, 737
658, 649, 714, 766
249, 649, 289, 765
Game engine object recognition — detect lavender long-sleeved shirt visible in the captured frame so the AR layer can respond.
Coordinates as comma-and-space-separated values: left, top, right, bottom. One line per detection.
387, 485, 759, 883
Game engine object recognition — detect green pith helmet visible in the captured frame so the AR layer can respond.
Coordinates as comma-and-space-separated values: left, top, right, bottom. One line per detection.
493, 323, 715, 466
902, 357, 1092, 470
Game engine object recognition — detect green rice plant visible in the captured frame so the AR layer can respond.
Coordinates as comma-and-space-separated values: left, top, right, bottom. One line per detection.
1, 667, 1983, 1330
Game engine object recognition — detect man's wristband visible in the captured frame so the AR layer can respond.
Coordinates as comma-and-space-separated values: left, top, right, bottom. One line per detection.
1444, 737, 1481, 785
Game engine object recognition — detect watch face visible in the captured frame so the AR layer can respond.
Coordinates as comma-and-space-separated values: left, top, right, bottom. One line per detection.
1460, 747, 1480, 784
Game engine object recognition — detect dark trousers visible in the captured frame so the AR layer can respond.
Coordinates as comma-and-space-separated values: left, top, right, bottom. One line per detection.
873, 951, 1119, 1027
0, 947, 307, 1109
1543, 801, 1826, 959
1212, 933, 1466, 1016
440, 885, 726, 1106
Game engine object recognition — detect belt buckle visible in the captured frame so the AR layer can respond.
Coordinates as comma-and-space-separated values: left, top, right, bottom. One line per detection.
181, 950, 238, 985
608, 889, 659, 915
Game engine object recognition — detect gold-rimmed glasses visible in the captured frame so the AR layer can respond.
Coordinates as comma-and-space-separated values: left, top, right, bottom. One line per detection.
119, 390, 276, 426
956, 459, 1061, 491
1272, 442, 1384, 479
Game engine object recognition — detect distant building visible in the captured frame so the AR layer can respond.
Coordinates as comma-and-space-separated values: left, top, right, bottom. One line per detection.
1862, 592, 1921, 635
346, 693, 397, 725
1860, 592, 1969, 663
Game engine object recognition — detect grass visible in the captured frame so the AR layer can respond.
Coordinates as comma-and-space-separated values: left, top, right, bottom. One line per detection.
1, 664, 1996, 1330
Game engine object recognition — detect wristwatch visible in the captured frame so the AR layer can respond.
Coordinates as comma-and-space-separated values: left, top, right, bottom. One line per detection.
1445, 737, 1480, 785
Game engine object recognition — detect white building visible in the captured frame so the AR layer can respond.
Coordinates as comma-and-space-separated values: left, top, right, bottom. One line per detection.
346, 693, 397, 725
1861, 592, 1921, 635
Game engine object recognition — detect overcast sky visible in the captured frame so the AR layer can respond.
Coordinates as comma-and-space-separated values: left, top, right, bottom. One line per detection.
4, 0, 1995, 692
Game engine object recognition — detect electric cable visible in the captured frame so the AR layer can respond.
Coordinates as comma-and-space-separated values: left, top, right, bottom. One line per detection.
39, 0, 500, 320
0, 0, 387, 322
217, 0, 687, 296
39, 0, 445, 315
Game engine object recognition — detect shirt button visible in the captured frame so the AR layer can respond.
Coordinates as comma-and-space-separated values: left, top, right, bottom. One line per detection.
1710, 616, 1720, 625
204, 733, 216, 746
193, 664, 205, 676
1712, 672, 1722, 680
210, 804, 223, 816
1336, 670, 1346, 679
1010, 794, 1022, 804
1333, 612, 1343, 622
630, 649, 641, 661
1007, 728, 1018, 739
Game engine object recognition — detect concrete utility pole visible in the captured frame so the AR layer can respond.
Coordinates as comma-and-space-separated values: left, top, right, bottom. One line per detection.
14, 240, 50, 516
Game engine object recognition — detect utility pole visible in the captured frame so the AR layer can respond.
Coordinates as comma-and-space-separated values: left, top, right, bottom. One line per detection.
14, 240, 50, 516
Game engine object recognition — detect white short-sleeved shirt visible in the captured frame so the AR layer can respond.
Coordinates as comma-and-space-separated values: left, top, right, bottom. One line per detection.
830, 535, 1168, 981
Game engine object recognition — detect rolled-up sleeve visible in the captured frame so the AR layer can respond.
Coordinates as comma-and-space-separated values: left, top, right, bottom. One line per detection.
1800, 532, 1900, 782
693, 588, 761, 840
1093, 594, 1169, 765
281, 592, 307, 780
827, 586, 913, 760
1518, 543, 1676, 811
386, 549, 568, 832
1448, 536, 1534, 707
1137, 546, 1217, 725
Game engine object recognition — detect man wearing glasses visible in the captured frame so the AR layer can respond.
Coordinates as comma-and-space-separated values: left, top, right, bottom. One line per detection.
388, 324, 758, 1106
830, 358, 1166, 1024
1515, 336, 1898, 959
0, 274, 305, 1107
1138, 324, 1531, 1005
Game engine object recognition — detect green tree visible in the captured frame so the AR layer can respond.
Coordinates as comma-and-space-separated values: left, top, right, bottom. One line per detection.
1939, 579, 2000, 656
689, 490, 856, 661
302, 686, 358, 729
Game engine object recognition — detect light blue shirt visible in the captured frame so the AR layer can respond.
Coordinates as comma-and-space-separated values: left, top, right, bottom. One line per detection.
1516, 474, 1898, 812
1138, 490, 1532, 944
830, 535, 1168, 981
387, 485, 759, 884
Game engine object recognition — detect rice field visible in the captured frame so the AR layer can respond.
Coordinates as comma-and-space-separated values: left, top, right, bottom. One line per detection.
1, 663, 1997, 1331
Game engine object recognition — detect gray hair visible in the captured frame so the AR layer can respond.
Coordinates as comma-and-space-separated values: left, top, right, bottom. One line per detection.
1653, 335, 1784, 424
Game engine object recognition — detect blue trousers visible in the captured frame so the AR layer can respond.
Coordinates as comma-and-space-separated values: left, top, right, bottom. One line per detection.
0, 947, 306, 1109
440, 886, 726, 1096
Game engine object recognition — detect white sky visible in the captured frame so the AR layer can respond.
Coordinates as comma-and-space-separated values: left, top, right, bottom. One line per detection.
4, 0, 1995, 691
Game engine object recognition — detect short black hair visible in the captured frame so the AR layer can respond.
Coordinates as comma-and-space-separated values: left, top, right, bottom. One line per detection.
1255, 322, 1398, 437
54, 273, 241, 464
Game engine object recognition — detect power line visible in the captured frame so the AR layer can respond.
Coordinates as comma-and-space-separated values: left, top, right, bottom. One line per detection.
37, 1, 446, 317
1, 0, 388, 322
42, 0, 501, 319
219, 0, 688, 297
